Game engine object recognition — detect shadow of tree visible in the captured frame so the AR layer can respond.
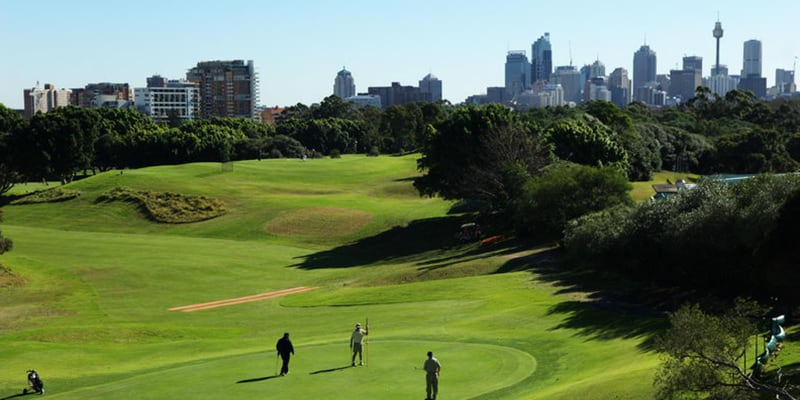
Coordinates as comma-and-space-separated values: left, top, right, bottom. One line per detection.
492, 246, 670, 350
293, 216, 471, 269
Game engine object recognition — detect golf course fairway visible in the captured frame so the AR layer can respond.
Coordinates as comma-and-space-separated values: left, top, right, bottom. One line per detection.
0, 155, 662, 399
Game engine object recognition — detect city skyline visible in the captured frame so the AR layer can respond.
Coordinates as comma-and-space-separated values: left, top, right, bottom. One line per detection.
1, 0, 798, 109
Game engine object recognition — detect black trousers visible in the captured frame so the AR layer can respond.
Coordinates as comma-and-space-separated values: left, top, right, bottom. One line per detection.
280, 354, 291, 374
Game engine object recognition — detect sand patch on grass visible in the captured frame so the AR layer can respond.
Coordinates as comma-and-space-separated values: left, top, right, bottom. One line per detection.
262, 207, 373, 237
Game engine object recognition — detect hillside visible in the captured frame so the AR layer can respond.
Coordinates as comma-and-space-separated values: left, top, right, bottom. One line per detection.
1, 155, 674, 399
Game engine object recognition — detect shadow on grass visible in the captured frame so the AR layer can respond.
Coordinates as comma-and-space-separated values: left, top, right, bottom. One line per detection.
309, 365, 352, 375
236, 375, 281, 384
293, 216, 472, 269
491, 246, 670, 350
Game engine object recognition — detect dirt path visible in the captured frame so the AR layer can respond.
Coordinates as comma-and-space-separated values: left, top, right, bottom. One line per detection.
168, 286, 318, 312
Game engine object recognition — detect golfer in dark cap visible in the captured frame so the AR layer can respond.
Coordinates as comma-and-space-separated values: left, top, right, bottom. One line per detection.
423, 351, 441, 400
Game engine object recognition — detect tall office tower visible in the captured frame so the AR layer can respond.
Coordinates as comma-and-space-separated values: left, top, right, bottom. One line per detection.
712, 20, 724, 75
669, 68, 702, 102
683, 56, 703, 74
333, 67, 356, 98
419, 73, 443, 102
608, 67, 631, 107
589, 60, 606, 79
187, 60, 258, 119
633, 45, 657, 102
742, 40, 762, 77
739, 40, 766, 98
551, 65, 583, 104
531, 32, 553, 83
776, 69, 796, 93
23, 83, 71, 118
505, 51, 531, 98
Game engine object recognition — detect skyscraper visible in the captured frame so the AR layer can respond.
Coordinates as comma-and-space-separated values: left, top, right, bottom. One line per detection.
742, 40, 762, 77
551, 65, 583, 104
633, 45, 657, 102
608, 68, 631, 107
531, 33, 553, 83
505, 51, 531, 98
419, 73, 443, 102
739, 40, 766, 98
186, 60, 258, 119
333, 67, 356, 99
776, 69, 796, 93
683, 56, 703, 74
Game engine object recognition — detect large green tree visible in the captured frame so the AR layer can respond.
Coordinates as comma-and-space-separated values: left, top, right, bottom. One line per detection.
415, 104, 552, 212
0, 104, 25, 195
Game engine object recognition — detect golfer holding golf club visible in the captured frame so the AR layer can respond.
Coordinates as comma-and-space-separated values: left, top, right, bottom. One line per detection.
350, 322, 368, 366
275, 332, 294, 376
423, 351, 441, 400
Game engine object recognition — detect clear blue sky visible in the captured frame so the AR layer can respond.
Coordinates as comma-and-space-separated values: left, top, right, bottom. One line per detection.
1, 0, 798, 109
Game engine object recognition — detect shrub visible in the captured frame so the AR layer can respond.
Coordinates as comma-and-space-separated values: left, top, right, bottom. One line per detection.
97, 187, 226, 223
329, 149, 341, 158
10, 188, 81, 205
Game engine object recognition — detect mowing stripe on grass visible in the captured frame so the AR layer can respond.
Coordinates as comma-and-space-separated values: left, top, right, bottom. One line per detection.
168, 286, 318, 312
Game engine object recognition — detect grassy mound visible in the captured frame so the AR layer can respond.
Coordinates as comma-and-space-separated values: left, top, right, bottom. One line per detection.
96, 187, 226, 223
10, 187, 81, 205
0, 265, 25, 287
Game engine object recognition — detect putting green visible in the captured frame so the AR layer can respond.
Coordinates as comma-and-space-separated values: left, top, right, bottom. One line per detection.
46, 340, 535, 399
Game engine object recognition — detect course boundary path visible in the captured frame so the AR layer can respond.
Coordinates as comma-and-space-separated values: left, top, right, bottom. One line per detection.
168, 286, 318, 312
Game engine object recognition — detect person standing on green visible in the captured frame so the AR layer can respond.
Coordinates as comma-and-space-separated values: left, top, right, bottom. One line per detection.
350, 323, 368, 366
423, 351, 441, 400
275, 332, 294, 376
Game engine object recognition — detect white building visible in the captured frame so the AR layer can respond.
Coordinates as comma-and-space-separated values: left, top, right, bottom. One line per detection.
23, 83, 71, 118
135, 80, 199, 122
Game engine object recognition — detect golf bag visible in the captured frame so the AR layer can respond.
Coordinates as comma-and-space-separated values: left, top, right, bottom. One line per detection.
24, 369, 44, 395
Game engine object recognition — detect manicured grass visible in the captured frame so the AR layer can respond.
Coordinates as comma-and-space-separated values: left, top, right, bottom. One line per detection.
0, 155, 744, 399
629, 170, 701, 203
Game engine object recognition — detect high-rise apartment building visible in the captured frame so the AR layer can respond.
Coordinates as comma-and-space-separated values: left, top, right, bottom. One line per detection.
333, 67, 356, 99
633, 45, 657, 102
135, 75, 200, 123
505, 51, 531, 98
23, 83, 71, 118
186, 60, 258, 119
531, 33, 553, 83
608, 68, 631, 107
419, 73, 443, 102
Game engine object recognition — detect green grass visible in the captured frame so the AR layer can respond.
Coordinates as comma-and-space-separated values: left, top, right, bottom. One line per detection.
0, 155, 783, 399
629, 170, 701, 203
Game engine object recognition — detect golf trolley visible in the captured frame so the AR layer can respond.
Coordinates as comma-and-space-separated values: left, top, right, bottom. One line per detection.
23, 369, 44, 395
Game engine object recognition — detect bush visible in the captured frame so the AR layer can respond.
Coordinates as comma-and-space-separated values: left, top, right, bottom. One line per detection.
97, 187, 226, 223
329, 149, 341, 158
367, 146, 380, 157
10, 188, 81, 205
512, 162, 633, 239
